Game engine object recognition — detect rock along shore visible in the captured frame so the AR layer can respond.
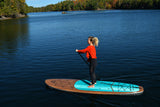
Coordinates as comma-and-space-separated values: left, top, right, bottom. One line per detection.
0, 14, 27, 20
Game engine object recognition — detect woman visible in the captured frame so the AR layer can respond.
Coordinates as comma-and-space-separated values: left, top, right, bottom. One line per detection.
76, 36, 99, 88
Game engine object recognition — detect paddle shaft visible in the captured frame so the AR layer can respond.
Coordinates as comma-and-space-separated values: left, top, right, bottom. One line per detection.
78, 53, 101, 80
78, 53, 89, 66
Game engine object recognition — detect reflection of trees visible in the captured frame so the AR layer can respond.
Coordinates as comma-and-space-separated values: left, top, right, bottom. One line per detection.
0, 18, 29, 55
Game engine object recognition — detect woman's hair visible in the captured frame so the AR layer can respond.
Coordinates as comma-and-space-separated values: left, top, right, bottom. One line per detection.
88, 36, 99, 47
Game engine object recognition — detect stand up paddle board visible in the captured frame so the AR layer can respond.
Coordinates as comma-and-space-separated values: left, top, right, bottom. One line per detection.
45, 79, 144, 95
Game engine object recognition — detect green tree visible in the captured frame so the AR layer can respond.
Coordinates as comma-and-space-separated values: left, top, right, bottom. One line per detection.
85, 0, 97, 10
98, 1, 105, 9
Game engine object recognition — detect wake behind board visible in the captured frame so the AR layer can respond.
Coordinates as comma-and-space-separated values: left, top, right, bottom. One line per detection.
45, 79, 144, 95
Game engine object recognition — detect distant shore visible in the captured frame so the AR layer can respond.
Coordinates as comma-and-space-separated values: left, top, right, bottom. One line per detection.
0, 14, 27, 20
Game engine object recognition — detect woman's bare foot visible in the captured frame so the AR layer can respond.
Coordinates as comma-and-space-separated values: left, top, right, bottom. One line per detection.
90, 82, 96, 85
88, 84, 95, 88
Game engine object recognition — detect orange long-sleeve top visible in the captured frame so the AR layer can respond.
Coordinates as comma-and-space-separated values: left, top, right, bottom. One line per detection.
78, 45, 97, 59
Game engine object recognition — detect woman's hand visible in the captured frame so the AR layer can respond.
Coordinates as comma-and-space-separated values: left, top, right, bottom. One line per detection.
75, 49, 78, 52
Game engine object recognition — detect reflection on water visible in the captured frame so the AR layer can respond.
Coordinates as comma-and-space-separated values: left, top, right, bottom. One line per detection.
0, 18, 29, 56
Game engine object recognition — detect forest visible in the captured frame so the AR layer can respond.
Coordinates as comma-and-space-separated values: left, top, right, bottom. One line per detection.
28, 0, 160, 12
0, 0, 28, 18
0, 0, 160, 18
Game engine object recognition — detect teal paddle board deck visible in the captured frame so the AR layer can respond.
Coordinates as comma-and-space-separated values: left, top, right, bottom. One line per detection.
75, 80, 140, 93
45, 79, 144, 95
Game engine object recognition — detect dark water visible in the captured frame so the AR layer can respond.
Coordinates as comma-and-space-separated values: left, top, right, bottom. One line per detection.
0, 10, 160, 107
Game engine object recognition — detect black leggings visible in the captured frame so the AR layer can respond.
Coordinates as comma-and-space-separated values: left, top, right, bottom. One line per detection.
89, 59, 97, 84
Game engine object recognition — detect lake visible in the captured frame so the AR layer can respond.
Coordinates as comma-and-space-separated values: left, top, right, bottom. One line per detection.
0, 10, 160, 107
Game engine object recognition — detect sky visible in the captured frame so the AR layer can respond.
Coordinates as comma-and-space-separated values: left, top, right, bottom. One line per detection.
26, 0, 64, 7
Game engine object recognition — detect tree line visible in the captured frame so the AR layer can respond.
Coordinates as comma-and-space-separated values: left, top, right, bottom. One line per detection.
28, 0, 160, 12
0, 0, 160, 17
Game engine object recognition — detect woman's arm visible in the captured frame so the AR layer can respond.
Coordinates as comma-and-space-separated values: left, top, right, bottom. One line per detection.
76, 46, 90, 53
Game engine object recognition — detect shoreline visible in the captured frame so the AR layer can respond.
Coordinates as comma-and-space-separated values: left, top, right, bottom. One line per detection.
0, 14, 27, 21
29, 8, 160, 13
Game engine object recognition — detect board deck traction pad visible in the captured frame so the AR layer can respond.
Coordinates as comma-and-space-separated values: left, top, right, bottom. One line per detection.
74, 80, 139, 92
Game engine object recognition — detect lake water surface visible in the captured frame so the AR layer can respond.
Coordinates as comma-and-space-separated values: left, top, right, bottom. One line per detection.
0, 10, 160, 107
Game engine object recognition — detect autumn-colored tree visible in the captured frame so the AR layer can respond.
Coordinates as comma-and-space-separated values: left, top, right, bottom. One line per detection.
112, 0, 118, 8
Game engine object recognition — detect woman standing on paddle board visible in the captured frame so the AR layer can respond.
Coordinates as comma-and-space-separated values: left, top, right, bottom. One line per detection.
76, 36, 99, 88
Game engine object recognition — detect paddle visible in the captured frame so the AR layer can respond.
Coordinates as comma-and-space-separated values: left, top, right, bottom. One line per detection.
78, 53, 89, 66
77, 53, 101, 80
